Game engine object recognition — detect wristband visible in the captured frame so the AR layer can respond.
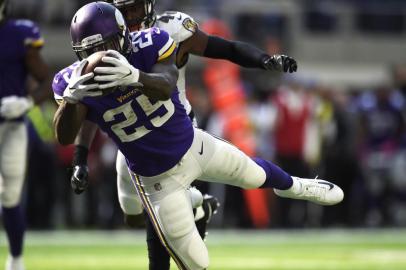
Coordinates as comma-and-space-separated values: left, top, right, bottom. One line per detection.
72, 145, 89, 166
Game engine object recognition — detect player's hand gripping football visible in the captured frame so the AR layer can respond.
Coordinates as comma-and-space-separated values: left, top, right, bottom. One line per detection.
0, 95, 34, 119
70, 165, 89, 194
63, 59, 102, 104
94, 50, 143, 89
263, 54, 298, 73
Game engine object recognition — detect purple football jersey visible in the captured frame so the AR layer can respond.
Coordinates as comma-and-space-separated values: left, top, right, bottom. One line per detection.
0, 19, 43, 122
53, 28, 194, 176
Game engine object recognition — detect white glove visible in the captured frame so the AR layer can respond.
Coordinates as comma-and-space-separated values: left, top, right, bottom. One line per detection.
0, 95, 34, 119
94, 50, 142, 90
63, 59, 102, 104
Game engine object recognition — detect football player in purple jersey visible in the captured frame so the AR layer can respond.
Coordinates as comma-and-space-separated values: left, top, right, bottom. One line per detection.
0, 0, 51, 269
69, 1, 297, 269
53, 2, 343, 270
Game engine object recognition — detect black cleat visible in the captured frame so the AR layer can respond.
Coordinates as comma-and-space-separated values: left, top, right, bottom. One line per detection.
201, 194, 220, 224
195, 194, 220, 240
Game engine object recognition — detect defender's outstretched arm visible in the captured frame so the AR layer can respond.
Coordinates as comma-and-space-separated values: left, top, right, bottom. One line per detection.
179, 28, 297, 72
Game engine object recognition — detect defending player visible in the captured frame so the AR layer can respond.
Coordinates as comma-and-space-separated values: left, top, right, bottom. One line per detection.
109, 0, 297, 231
69, 1, 296, 268
53, 2, 343, 270
0, 0, 51, 269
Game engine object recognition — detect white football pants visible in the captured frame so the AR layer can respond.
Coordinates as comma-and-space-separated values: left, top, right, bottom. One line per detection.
116, 152, 143, 215
129, 128, 267, 270
0, 122, 28, 207
116, 151, 204, 216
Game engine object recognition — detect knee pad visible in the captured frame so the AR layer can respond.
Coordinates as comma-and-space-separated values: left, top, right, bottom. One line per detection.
158, 191, 195, 239
0, 144, 26, 207
157, 190, 209, 270
0, 178, 23, 207
183, 230, 210, 270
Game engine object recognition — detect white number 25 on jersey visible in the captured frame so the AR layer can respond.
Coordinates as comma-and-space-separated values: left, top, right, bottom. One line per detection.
131, 31, 153, 52
103, 95, 175, 142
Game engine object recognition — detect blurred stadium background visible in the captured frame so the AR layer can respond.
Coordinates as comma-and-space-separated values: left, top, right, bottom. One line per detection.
2, 0, 406, 269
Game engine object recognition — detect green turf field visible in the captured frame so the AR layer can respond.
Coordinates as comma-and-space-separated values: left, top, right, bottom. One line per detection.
1, 229, 406, 270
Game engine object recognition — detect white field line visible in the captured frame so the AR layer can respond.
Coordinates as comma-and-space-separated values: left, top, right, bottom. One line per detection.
1, 229, 406, 247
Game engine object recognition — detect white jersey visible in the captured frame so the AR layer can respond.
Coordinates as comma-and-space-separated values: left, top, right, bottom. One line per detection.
154, 11, 198, 116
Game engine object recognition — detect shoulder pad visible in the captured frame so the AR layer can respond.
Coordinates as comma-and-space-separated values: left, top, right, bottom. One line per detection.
130, 28, 176, 63
13, 19, 43, 47
14, 19, 36, 28
156, 11, 198, 43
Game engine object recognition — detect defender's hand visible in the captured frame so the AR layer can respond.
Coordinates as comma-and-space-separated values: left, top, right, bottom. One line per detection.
70, 165, 89, 194
94, 50, 142, 90
63, 59, 102, 104
0, 95, 34, 119
263, 54, 298, 73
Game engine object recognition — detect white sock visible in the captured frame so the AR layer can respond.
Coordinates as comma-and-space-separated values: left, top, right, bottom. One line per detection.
6, 255, 25, 270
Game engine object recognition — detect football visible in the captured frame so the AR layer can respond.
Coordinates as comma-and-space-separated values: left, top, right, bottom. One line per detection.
82, 51, 117, 95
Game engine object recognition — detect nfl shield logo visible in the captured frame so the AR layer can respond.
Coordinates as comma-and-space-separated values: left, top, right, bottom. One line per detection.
154, 183, 162, 191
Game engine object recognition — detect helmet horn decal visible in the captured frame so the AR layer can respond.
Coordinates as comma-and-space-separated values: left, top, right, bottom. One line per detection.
70, 2, 131, 59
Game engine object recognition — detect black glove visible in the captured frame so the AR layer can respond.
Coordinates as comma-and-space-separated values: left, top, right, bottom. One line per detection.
70, 165, 89, 194
263, 54, 298, 73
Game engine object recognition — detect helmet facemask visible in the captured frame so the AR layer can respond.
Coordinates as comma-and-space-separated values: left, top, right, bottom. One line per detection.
72, 33, 128, 60
113, 0, 156, 31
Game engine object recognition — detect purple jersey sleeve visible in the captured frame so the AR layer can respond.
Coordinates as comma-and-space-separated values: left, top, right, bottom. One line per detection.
129, 27, 176, 71
149, 27, 176, 61
52, 62, 78, 103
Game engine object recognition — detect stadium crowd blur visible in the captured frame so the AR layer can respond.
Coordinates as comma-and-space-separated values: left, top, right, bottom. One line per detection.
3, 0, 406, 230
